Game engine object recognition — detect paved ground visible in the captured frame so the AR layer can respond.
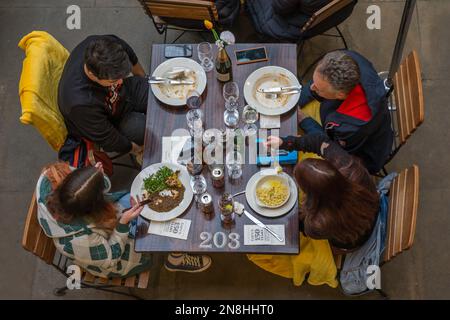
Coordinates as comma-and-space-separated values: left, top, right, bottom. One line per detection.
0, 0, 449, 299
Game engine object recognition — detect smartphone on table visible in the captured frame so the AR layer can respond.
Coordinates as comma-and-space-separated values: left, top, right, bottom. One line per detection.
164, 44, 193, 59
235, 46, 268, 65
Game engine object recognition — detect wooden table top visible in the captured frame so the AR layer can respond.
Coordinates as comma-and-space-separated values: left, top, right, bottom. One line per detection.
135, 43, 299, 254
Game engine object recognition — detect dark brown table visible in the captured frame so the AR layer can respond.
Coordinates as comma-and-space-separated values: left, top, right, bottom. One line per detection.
135, 43, 299, 254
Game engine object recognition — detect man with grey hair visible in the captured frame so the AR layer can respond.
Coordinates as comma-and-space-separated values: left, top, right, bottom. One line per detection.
297, 50, 393, 174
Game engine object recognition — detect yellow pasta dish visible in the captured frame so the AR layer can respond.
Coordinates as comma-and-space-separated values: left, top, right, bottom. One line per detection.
256, 178, 290, 208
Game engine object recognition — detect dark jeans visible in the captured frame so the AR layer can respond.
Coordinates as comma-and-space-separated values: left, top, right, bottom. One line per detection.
118, 76, 149, 146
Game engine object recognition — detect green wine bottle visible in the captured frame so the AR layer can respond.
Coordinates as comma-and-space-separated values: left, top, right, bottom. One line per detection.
215, 46, 233, 83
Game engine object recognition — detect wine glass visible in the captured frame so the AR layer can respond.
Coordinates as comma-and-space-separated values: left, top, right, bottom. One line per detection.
223, 82, 240, 127
197, 42, 214, 72
186, 89, 202, 109
186, 109, 203, 136
223, 82, 239, 111
190, 174, 207, 205
242, 104, 259, 136
226, 151, 243, 180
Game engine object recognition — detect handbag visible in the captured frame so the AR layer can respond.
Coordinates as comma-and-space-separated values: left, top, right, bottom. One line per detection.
58, 135, 114, 176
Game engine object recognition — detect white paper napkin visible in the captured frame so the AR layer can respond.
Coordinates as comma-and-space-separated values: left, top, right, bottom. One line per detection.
244, 225, 285, 245
148, 218, 191, 240
161, 136, 190, 163
260, 114, 281, 129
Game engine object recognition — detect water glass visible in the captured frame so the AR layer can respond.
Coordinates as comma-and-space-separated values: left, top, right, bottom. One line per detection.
226, 151, 243, 180
186, 109, 203, 136
190, 174, 207, 205
223, 82, 239, 111
242, 104, 259, 136
224, 109, 239, 128
198, 42, 214, 72
186, 89, 202, 109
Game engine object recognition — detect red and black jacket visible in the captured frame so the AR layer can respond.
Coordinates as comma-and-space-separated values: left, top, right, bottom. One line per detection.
298, 50, 394, 174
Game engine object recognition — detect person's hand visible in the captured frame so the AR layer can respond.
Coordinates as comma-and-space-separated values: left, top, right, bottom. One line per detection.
130, 142, 143, 157
265, 136, 283, 149
297, 109, 309, 124
119, 199, 143, 225
94, 162, 104, 174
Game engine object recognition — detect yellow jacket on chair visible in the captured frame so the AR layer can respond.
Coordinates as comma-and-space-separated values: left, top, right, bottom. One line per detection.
18, 31, 69, 151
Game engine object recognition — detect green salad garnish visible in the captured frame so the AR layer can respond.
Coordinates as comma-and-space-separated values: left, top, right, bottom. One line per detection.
143, 166, 174, 194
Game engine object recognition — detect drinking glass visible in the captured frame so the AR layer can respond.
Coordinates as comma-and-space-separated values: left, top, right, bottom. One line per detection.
190, 174, 207, 205
186, 109, 203, 136
197, 42, 214, 72
242, 104, 259, 136
223, 82, 239, 111
223, 108, 239, 128
226, 151, 243, 180
186, 89, 202, 109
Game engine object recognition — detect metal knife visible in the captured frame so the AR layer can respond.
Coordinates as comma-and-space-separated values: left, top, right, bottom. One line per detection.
148, 78, 194, 85
236, 205, 284, 242
257, 85, 301, 94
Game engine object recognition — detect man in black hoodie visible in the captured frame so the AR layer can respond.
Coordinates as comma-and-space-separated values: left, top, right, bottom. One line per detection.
58, 35, 148, 158
298, 50, 393, 174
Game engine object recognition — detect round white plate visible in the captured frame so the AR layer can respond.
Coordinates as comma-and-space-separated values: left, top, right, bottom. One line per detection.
245, 171, 298, 218
150, 57, 207, 106
243, 66, 301, 116
130, 163, 193, 222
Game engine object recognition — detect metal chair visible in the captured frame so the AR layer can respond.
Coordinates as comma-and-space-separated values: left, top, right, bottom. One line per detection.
299, 0, 358, 79
138, 0, 219, 43
22, 192, 151, 299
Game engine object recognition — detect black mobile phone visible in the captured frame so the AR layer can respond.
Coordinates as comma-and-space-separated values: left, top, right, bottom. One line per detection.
235, 46, 268, 65
164, 44, 193, 58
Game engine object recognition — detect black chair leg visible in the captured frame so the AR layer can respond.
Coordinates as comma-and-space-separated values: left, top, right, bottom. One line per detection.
53, 286, 68, 296
335, 26, 348, 49
301, 53, 326, 79
376, 289, 390, 300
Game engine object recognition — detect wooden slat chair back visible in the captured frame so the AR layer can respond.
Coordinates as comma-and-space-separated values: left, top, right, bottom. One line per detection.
333, 166, 419, 270
384, 165, 420, 263
391, 50, 424, 155
140, 0, 219, 25
301, 0, 354, 33
22, 191, 150, 294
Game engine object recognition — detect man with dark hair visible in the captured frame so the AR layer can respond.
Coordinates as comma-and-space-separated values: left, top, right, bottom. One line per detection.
58, 35, 148, 159
298, 50, 393, 174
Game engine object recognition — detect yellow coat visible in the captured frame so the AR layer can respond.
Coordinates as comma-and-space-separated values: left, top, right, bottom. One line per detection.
18, 31, 69, 151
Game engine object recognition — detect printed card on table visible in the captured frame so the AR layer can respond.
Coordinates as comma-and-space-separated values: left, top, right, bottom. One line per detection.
148, 218, 191, 240
161, 136, 190, 163
244, 225, 285, 245
259, 114, 281, 129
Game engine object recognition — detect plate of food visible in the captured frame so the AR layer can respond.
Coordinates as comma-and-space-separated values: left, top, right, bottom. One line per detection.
150, 58, 207, 106
130, 163, 193, 221
243, 66, 301, 116
254, 174, 291, 208
245, 171, 297, 218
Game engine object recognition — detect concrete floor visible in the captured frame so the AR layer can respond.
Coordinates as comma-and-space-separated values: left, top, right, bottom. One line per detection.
0, 0, 449, 299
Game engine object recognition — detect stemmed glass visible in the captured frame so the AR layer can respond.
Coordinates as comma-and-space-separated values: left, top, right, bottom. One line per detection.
186, 109, 203, 136
190, 174, 207, 206
242, 104, 259, 137
197, 42, 214, 72
226, 151, 243, 180
223, 82, 240, 128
